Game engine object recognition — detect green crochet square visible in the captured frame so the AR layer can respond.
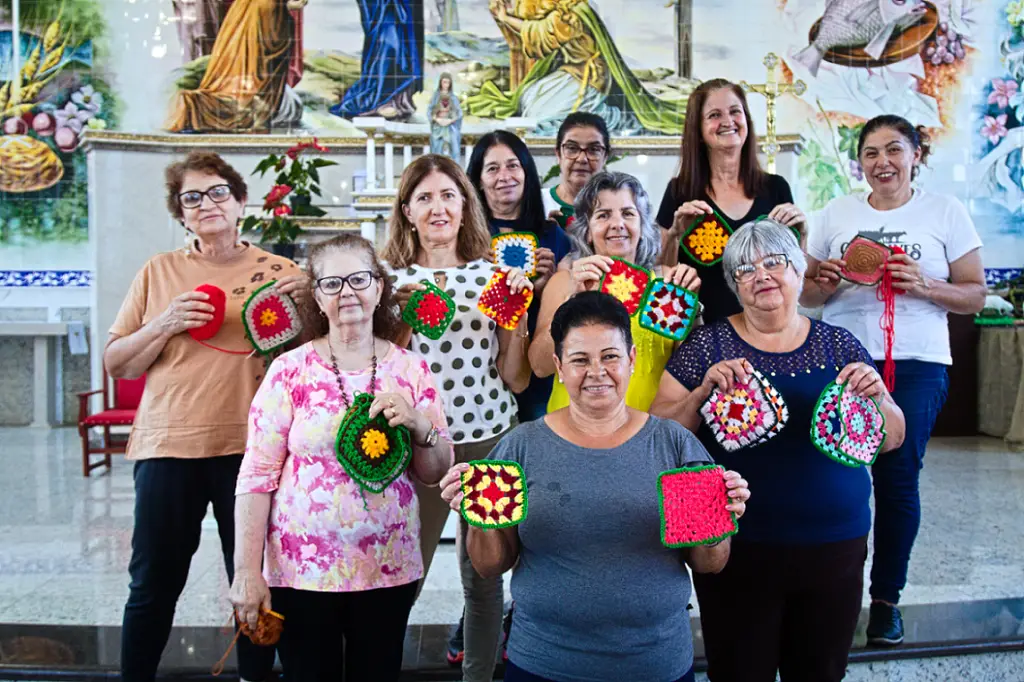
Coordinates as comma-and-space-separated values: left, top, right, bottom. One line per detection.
679, 210, 733, 266
335, 393, 412, 494
460, 460, 528, 529
401, 280, 456, 340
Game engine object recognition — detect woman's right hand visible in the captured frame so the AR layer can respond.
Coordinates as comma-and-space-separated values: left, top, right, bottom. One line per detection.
569, 255, 613, 293
229, 567, 272, 632
814, 258, 845, 297
670, 200, 714, 237
395, 282, 426, 314
440, 462, 470, 512
155, 291, 215, 336
700, 358, 752, 394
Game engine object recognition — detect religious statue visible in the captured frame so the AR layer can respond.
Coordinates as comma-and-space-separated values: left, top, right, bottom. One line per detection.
429, 72, 463, 159
171, 0, 231, 62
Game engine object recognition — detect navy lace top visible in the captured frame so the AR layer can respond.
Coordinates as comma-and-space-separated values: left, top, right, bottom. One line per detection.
666, 318, 876, 545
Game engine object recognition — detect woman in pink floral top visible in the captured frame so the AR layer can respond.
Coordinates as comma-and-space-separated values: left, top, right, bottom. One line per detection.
231, 234, 453, 682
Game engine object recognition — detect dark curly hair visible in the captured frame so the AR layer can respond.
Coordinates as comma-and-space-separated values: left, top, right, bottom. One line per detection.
857, 114, 932, 179
300, 234, 402, 344
164, 152, 248, 223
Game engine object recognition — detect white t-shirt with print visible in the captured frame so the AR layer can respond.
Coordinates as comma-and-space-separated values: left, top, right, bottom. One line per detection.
389, 259, 516, 445
807, 190, 982, 365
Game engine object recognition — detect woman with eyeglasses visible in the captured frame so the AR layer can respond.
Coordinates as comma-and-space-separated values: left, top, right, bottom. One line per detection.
106, 152, 306, 682
231, 234, 453, 681
542, 112, 611, 230
650, 218, 907, 682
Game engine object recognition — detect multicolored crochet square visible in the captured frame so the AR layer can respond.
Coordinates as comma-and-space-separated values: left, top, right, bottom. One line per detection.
680, 211, 732, 266
460, 460, 528, 529
810, 381, 854, 466
700, 372, 779, 452
659, 465, 738, 548
491, 232, 538, 279
841, 236, 892, 286
401, 280, 456, 340
598, 257, 652, 316
335, 393, 412, 494
477, 269, 534, 330
836, 388, 887, 466
637, 279, 700, 342
755, 370, 790, 445
241, 281, 303, 355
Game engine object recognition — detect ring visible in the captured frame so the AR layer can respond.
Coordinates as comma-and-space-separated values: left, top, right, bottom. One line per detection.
388, 399, 395, 407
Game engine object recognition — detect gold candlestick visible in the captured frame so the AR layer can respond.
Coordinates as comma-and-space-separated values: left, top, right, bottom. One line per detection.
740, 53, 806, 174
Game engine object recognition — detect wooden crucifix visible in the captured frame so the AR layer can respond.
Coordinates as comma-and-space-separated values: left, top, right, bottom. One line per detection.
672, 0, 693, 79
740, 53, 806, 174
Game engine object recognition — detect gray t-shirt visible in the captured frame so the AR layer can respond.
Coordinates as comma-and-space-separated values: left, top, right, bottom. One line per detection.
489, 415, 713, 682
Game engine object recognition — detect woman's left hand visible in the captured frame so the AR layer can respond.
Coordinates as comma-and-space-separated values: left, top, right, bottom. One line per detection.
503, 266, 534, 296
274, 273, 310, 302
767, 203, 806, 228
723, 470, 750, 519
836, 362, 885, 400
661, 264, 701, 292
887, 253, 928, 297
369, 393, 431, 440
533, 247, 557, 292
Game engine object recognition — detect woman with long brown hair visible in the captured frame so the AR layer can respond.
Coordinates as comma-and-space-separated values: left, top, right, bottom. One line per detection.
657, 78, 807, 324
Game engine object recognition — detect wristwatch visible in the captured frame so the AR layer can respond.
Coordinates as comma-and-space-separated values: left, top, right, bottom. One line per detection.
419, 425, 440, 447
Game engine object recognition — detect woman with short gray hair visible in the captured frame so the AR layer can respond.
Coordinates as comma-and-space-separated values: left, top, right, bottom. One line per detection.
650, 218, 907, 682
530, 171, 701, 412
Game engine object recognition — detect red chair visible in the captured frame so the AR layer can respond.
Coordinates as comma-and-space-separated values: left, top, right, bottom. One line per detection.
77, 371, 146, 476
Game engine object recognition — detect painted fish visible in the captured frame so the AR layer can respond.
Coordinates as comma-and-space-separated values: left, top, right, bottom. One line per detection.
794, 0, 928, 76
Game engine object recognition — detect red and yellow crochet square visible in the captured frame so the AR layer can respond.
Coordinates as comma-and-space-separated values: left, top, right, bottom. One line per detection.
477, 270, 534, 330
460, 460, 527, 529
659, 465, 737, 548
699, 371, 780, 452
598, 257, 652, 316
242, 282, 303, 355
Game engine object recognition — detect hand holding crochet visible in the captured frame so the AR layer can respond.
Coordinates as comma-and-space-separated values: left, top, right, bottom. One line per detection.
836, 362, 886, 400
700, 358, 753, 395
273, 273, 311, 303
156, 290, 215, 336
661, 263, 702, 292
723, 469, 750, 519
534, 247, 557, 291
668, 200, 714, 238
439, 462, 471, 512
570, 255, 613, 293
368, 392, 432, 441
814, 258, 845, 296
502, 266, 534, 295
767, 202, 807, 230
229, 567, 272, 632
886, 252, 927, 296
395, 282, 427, 315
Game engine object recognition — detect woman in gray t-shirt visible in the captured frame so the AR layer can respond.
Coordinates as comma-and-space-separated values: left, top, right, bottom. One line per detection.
440, 292, 750, 682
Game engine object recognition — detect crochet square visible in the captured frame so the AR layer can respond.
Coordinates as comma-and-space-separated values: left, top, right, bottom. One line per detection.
241, 281, 303, 355
460, 460, 528, 529
637, 279, 700, 342
755, 369, 790, 445
840, 236, 892, 286
598, 257, 652, 316
810, 381, 858, 467
700, 372, 779, 452
335, 393, 412, 493
836, 386, 887, 466
401, 280, 456, 340
477, 269, 534, 330
659, 465, 738, 548
680, 211, 733, 266
491, 232, 538, 279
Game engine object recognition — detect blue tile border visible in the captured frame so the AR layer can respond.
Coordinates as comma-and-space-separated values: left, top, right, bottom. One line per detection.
986, 268, 1023, 288
0, 270, 93, 288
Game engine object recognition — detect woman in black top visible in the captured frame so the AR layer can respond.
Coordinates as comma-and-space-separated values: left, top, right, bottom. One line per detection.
657, 78, 807, 324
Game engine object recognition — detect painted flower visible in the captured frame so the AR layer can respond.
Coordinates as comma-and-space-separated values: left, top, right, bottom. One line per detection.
1007, 0, 1024, 27
86, 117, 107, 130
54, 101, 92, 134
54, 125, 79, 152
273, 204, 292, 217
988, 79, 1019, 109
264, 183, 293, 209
71, 85, 103, 114
849, 159, 864, 181
31, 112, 55, 136
981, 114, 1009, 145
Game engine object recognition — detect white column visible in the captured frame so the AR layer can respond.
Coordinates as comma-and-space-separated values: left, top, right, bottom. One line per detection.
403, 144, 413, 169
12, 0, 21, 102
360, 221, 376, 242
32, 336, 51, 428
423, 144, 430, 156
366, 136, 377, 190
464, 145, 471, 167
384, 140, 395, 190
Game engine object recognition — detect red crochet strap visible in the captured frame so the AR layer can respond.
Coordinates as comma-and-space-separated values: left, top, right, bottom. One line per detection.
195, 339, 257, 356
875, 246, 906, 392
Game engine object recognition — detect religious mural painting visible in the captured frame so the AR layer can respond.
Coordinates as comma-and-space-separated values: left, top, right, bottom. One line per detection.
0, 0, 117, 244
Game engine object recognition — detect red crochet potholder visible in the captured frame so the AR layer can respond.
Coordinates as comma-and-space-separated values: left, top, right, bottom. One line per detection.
477, 270, 534, 330
659, 465, 738, 548
841, 235, 892, 286
598, 257, 652, 316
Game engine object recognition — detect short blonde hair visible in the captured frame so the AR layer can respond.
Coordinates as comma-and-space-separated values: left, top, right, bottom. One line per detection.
381, 154, 491, 268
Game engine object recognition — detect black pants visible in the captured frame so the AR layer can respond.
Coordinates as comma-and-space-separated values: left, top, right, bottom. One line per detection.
121, 456, 276, 682
694, 536, 867, 682
271, 582, 418, 682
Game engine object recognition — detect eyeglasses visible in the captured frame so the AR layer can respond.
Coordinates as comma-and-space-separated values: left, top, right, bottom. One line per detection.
178, 184, 233, 209
316, 271, 378, 295
560, 143, 606, 160
733, 254, 790, 283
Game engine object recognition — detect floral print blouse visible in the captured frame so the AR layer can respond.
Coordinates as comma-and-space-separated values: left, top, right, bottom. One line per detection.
237, 342, 453, 592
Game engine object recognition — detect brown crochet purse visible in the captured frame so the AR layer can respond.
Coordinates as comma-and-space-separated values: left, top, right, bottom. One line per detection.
212, 608, 284, 676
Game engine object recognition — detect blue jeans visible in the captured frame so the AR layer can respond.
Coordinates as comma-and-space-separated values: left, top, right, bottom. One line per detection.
869, 360, 949, 605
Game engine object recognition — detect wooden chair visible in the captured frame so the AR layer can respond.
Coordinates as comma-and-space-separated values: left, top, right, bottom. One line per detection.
77, 370, 146, 476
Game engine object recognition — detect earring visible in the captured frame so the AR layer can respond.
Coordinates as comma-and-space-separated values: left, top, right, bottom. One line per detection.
557, 374, 563, 384
182, 226, 192, 255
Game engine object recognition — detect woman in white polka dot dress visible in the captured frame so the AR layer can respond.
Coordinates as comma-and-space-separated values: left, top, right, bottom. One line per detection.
383, 154, 533, 682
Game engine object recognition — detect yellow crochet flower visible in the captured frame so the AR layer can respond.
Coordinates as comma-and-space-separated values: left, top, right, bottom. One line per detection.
360, 428, 389, 459
605, 273, 639, 303
687, 221, 730, 262
259, 309, 279, 327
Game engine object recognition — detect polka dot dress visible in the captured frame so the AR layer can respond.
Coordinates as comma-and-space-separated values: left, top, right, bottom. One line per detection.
389, 260, 516, 444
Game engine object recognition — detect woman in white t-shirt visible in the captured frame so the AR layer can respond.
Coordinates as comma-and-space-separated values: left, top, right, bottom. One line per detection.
801, 115, 986, 648
382, 154, 533, 682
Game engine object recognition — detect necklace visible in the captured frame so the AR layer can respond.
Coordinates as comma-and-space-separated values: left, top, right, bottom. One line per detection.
326, 337, 377, 408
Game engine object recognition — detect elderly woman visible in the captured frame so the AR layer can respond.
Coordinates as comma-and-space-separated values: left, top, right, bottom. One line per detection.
657, 79, 806, 324
542, 112, 611, 230
531, 170, 700, 413
439, 292, 750, 682
802, 114, 986, 646
468, 130, 573, 422
105, 152, 305, 682
651, 219, 907, 682
382, 154, 533, 681
230, 234, 452, 681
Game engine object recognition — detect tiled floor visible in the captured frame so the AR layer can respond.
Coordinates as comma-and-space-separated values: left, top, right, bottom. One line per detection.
0, 428, 1021, 628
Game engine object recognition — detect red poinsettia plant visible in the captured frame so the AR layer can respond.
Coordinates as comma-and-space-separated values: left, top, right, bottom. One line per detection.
241, 138, 337, 246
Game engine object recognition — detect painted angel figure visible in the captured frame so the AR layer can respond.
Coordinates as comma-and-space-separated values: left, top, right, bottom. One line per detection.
429, 72, 463, 160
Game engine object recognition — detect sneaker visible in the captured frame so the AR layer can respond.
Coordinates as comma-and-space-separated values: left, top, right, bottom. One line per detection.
867, 602, 904, 646
446, 616, 464, 665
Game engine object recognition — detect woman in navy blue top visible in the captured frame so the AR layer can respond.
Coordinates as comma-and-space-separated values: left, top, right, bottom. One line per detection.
468, 131, 572, 423
651, 218, 906, 682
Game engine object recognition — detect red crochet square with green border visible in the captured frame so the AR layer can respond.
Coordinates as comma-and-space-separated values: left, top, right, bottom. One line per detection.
659, 465, 737, 548
460, 460, 528, 529
598, 257, 652, 316
401, 280, 456, 340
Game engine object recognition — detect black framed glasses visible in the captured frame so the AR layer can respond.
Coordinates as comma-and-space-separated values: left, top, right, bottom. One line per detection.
316, 271, 378, 295
733, 254, 790, 283
178, 184, 233, 209
560, 142, 606, 160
